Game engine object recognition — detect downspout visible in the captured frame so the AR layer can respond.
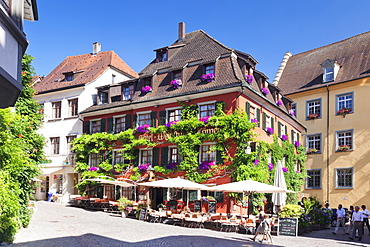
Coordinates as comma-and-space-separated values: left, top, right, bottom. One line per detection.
325, 85, 330, 203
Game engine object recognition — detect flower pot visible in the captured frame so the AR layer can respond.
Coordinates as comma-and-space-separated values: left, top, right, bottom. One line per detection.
121, 210, 128, 218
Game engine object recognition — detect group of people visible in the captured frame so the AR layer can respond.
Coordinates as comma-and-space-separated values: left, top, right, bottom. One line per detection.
331, 204, 370, 241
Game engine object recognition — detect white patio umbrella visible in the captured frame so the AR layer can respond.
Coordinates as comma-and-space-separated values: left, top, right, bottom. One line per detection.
272, 160, 288, 213
84, 178, 136, 199
138, 177, 210, 206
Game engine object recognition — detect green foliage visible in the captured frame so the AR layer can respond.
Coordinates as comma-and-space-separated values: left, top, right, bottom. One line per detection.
117, 197, 133, 210
278, 204, 303, 218
0, 54, 45, 243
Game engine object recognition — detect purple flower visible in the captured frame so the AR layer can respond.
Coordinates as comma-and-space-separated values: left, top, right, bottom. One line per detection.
138, 163, 150, 172
199, 161, 216, 170
276, 100, 283, 106
294, 141, 300, 147
266, 127, 274, 135
166, 162, 178, 170
296, 170, 301, 173
289, 109, 295, 116
165, 121, 179, 128
261, 87, 269, 95
170, 79, 182, 89
136, 124, 150, 133
200, 73, 215, 82
281, 134, 288, 141
282, 167, 288, 173
253, 159, 259, 165
268, 163, 274, 171
245, 74, 253, 83
199, 116, 211, 124
88, 166, 99, 171
251, 119, 259, 124
141, 86, 152, 93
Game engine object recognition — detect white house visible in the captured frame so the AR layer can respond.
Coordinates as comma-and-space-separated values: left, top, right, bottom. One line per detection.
33, 43, 138, 202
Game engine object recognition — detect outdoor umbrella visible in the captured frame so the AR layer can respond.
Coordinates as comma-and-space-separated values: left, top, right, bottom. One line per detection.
138, 177, 210, 206
84, 178, 136, 199
271, 160, 288, 213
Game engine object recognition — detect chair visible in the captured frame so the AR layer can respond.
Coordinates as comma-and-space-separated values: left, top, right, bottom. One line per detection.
244, 218, 256, 234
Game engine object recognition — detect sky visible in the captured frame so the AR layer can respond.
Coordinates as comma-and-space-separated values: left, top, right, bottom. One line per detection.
24, 0, 370, 81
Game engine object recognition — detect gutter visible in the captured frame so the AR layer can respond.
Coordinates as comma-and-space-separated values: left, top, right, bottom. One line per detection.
325, 85, 330, 203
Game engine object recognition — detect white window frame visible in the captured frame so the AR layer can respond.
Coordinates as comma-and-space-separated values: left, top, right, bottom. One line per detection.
306, 98, 322, 120
306, 133, 322, 153
90, 118, 101, 134
139, 148, 152, 165
67, 98, 78, 117
265, 113, 272, 128
168, 145, 182, 164
199, 142, 216, 163
166, 107, 182, 123
336, 129, 354, 151
249, 104, 257, 122
324, 66, 334, 82
50, 137, 60, 155
335, 167, 353, 189
306, 169, 321, 189
112, 149, 124, 165
136, 110, 151, 127
198, 101, 216, 118
113, 114, 126, 133
336, 92, 354, 115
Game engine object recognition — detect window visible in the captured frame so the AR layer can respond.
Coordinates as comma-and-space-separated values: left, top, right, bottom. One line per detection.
104, 185, 115, 199
90, 153, 100, 167
291, 103, 297, 116
306, 99, 321, 119
121, 186, 135, 200
205, 64, 215, 74
200, 144, 216, 162
66, 135, 76, 154
122, 85, 134, 100
168, 108, 182, 122
336, 168, 353, 188
266, 114, 272, 128
99, 91, 108, 105
278, 122, 287, 137
307, 134, 321, 153
249, 105, 256, 121
52, 101, 61, 119
173, 71, 182, 80
39, 103, 45, 120
336, 130, 353, 150
68, 98, 78, 117
140, 149, 152, 165
169, 147, 181, 163
91, 120, 101, 134
324, 66, 334, 82
306, 169, 321, 189
65, 73, 73, 82
113, 150, 124, 165
50, 137, 60, 154
115, 117, 125, 133
157, 50, 167, 62
138, 112, 151, 126
336, 93, 353, 114
199, 102, 215, 118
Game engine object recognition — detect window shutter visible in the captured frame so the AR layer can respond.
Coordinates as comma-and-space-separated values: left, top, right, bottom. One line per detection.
133, 114, 137, 128
97, 186, 103, 199
245, 102, 250, 119
133, 149, 140, 166
291, 130, 295, 143
216, 150, 223, 164
297, 133, 300, 142
271, 117, 275, 129
285, 125, 288, 137
107, 117, 114, 133
83, 121, 90, 134
159, 110, 167, 126
125, 114, 131, 130
115, 186, 120, 200
100, 119, 106, 133
262, 112, 266, 130
278, 122, 282, 137
256, 108, 261, 127
161, 147, 169, 165
151, 111, 157, 127
152, 147, 159, 166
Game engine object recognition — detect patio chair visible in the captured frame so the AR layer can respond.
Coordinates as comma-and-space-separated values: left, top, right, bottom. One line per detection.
244, 218, 256, 234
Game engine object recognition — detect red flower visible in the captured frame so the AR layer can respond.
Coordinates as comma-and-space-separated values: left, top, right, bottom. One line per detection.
18, 134, 23, 138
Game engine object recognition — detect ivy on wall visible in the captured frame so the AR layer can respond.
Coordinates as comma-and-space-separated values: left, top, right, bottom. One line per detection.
72, 102, 306, 204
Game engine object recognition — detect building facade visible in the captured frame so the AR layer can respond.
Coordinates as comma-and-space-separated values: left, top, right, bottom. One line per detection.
0, 0, 38, 107
78, 23, 306, 213
33, 43, 138, 202
275, 31, 370, 207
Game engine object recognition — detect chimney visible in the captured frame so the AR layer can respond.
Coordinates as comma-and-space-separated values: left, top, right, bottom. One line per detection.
178, 22, 186, 40
92, 42, 101, 55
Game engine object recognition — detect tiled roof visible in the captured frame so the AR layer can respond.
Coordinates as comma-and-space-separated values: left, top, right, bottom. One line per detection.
278, 31, 370, 95
34, 51, 138, 93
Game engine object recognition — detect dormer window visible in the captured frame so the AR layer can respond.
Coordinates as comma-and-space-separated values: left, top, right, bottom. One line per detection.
98, 90, 108, 105
65, 73, 74, 82
205, 64, 215, 74
157, 50, 167, 62
321, 59, 340, 83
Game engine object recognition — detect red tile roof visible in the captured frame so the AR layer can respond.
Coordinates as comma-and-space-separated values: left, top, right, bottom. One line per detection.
34, 51, 138, 93
278, 31, 370, 94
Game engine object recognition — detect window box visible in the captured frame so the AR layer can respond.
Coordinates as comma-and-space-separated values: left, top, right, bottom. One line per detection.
245, 74, 253, 83
141, 86, 152, 94
136, 124, 150, 133
265, 127, 274, 135
307, 113, 320, 119
337, 145, 351, 152
200, 73, 215, 82
170, 79, 182, 89
337, 107, 352, 117
307, 148, 318, 154
276, 100, 283, 106
260, 87, 269, 95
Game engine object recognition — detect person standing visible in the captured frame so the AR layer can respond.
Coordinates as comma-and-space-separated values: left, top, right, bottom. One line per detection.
361, 205, 370, 235
347, 205, 354, 235
349, 206, 363, 241
332, 204, 347, 235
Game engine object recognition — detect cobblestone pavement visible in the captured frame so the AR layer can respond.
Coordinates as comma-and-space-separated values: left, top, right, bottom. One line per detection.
12, 202, 370, 247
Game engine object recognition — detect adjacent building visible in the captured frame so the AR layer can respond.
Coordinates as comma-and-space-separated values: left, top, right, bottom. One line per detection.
275, 31, 370, 207
79, 23, 306, 213
33, 43, 138, 202
0, 0, 38, 108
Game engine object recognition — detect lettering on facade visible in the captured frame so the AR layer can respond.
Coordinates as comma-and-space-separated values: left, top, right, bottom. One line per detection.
138, 127, 219, 142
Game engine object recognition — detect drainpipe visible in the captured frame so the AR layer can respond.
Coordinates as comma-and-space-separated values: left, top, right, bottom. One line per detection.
325, 85, 330, 203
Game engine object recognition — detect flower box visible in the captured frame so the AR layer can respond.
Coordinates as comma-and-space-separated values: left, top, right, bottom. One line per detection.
265, 127, 274, 135
281, 134, 288, 141
307, 148, 318, 154
141, 86, 152, 94
200, 73, 215, 82
337, 145, 350, 151
245, 74, 253, 83
136, 124, 150, 133
260, 87, 269, 95
276, 100, 283, 106
337, 107, 352, 117
170, 79, 182, 89
307, 113, 320, 119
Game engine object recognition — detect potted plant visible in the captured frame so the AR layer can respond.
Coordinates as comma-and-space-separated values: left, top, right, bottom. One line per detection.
200, 73, 215, 82
337, 107, 352, 117
141, 86, 153, 94
260, 87, 269, 95
265, 127, 274, 135
245, 74, 253, 83
337, 144, 350, 151
307, 113, 320, 119
118, 197, 133, 218
136, 124, 150, 133
170, 79, 182, 89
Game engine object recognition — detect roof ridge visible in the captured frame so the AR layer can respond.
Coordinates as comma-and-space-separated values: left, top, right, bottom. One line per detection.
292, 30, 370, 57
197, 29, 233, 52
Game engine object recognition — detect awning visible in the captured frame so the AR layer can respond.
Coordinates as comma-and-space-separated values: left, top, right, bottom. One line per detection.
41, 167, 64, 176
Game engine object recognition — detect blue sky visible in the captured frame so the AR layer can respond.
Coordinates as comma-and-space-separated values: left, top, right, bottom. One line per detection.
25, 0, 369, 81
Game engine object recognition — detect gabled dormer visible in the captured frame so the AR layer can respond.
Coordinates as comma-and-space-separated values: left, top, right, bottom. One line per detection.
155, 49, 168, 63
321, 59, 340, 83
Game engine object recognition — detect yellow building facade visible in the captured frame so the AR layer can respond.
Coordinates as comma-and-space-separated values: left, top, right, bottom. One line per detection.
276, 31, 370, 208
